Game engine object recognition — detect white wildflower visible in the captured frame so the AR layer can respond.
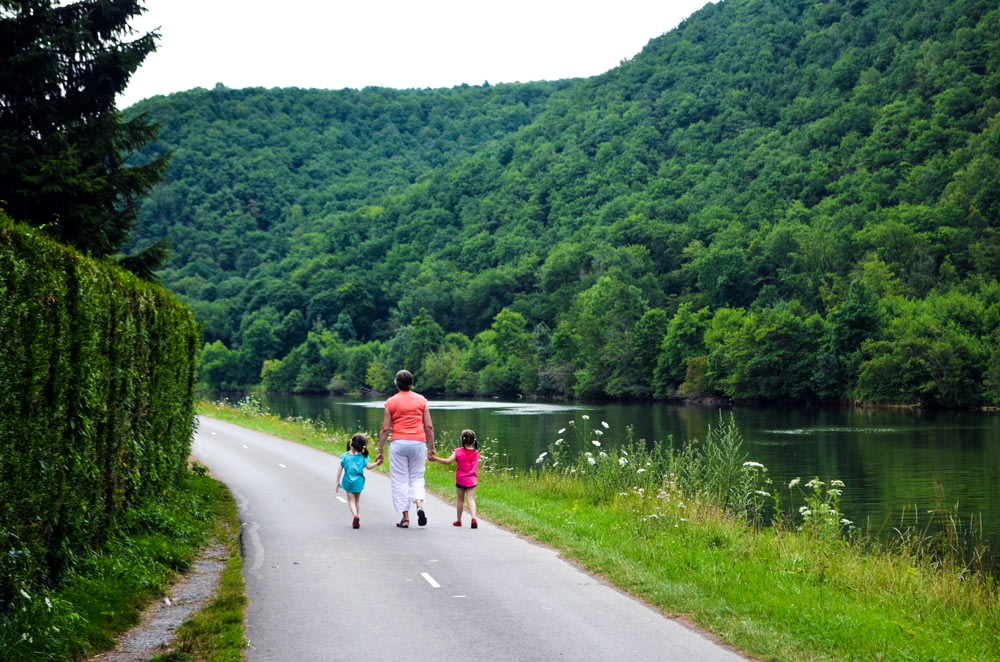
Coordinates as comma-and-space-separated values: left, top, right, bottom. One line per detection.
592, 440, 601, 447
582, 414, 590, 420
831, 479, 845, 488
601, 421, 610, 429
535, 452, 548, 464
618, 457, 627, 467
754, 490, 771, 497
788, 477, 801, 488
743, 461, 765, 469
558, 428, 566, 434
806, 478, 822, 489
587, 456, 596, 465
840, 518, 853, 526
636, 468, 646, 474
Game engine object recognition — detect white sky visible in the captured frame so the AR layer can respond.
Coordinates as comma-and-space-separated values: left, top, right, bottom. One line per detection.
118, 0, 713, 108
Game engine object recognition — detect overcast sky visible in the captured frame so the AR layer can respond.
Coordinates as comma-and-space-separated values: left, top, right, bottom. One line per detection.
118, 0, 713, 108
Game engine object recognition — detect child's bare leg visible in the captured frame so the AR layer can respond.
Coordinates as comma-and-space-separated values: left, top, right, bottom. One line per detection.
466, 486, 478, 519
455, 486, 466, 522
347, 493, 360, 517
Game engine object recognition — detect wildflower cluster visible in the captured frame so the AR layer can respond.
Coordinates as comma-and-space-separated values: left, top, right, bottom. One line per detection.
477, 438, 513, 474
788, 476, 852, 538
740, 461, 774, 529
233, 395, 269, 417
535, 416, 666, 503
0, 580, 83, 659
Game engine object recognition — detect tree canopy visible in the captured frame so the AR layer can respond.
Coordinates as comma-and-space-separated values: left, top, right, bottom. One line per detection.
0, 0, 167, 258
126, 0, 1000, 407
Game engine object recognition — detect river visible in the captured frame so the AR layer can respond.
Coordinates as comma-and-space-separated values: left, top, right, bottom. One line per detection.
256, 394, 1000, 554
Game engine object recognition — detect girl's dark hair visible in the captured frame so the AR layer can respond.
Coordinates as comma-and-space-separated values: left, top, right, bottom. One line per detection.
460, 429, 478, 450
349, 433, 370, 457
394, 370, 414, 391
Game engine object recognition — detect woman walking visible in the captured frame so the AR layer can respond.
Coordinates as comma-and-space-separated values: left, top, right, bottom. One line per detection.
377, 370, 435, 527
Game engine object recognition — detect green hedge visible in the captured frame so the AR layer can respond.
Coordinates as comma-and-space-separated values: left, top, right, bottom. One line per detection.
0, 215, 200, 604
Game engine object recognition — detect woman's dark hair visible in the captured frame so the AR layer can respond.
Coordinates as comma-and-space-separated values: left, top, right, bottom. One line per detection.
394, 369, 414, 391
349, 433, 370, 457
460, 429, 478, 450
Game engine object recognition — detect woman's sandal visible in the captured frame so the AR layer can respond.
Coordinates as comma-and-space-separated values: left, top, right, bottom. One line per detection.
396, 518, 409, 528
417, 509, 427, 526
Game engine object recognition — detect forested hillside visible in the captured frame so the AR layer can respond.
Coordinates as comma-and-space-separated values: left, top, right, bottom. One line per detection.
132, 0, 1000, 407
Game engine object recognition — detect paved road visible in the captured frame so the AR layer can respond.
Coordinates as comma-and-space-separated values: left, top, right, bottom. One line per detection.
192, 416, 751, 662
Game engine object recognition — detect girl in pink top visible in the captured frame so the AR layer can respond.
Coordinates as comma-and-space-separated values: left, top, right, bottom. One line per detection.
431, 429, 480, 528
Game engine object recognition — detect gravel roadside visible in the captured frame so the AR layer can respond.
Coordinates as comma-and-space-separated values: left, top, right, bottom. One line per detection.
88, 544, 229, 662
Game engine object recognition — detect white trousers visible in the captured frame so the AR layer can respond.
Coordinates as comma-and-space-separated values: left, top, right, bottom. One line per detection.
389, 441, 426, 513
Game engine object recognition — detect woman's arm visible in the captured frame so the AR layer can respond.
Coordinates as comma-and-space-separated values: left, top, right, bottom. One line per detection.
377, 406, 392, 458
366, 456, 383, 469
422, 407, 435, 456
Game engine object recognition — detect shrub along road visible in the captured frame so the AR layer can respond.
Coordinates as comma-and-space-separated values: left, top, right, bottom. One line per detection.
192, 416, 750, 661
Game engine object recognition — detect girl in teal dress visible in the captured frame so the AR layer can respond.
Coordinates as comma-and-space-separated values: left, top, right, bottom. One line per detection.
336, 433, 382, 528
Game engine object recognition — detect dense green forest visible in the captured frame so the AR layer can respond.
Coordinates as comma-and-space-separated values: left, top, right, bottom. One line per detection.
129, 0, 1000, 407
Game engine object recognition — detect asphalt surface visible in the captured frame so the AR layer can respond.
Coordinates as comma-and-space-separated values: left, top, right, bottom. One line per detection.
192, 416, 751, 662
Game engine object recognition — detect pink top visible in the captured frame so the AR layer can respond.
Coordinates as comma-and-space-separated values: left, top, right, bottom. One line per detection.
384, 390, 428, 441
455, 447, 480, 488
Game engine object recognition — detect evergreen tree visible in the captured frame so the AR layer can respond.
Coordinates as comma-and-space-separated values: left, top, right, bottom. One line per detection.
0, 0, 167, 258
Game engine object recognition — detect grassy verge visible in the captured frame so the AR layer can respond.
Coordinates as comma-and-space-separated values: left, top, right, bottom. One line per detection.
197, 398, 999, 661
0, 468, 241, 662
148, 462, 246, 662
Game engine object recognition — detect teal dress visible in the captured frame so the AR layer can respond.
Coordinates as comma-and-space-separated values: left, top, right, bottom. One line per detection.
340, 453, 368, 493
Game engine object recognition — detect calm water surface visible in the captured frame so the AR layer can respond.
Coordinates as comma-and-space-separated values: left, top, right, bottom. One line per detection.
259, 394, 1000, 551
